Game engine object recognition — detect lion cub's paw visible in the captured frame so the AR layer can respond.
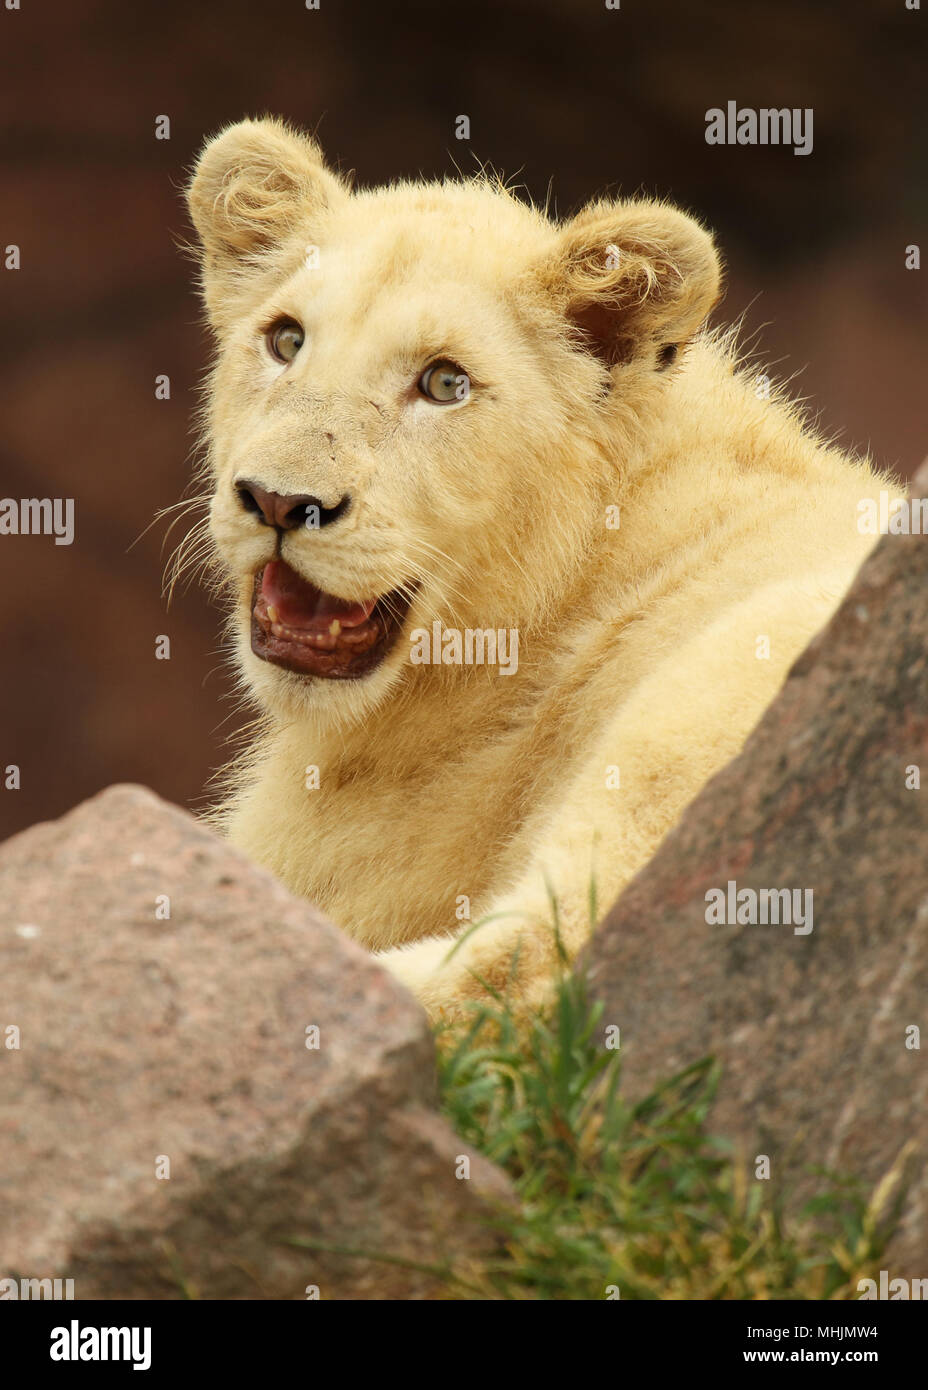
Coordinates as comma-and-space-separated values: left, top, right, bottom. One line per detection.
375, 935, 463, 1018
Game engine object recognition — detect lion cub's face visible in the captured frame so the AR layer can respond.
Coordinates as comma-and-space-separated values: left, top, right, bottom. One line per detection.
187, 119, 719, 725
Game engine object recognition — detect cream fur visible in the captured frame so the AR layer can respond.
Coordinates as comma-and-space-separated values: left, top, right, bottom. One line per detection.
185, 117, 897, 1024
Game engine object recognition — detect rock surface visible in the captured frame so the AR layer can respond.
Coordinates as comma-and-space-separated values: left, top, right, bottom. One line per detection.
0, 785, 511, 1299
583, 463, 928, 1275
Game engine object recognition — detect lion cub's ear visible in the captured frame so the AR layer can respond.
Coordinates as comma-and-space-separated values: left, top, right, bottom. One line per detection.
545, 198, 722, 372
186, 117, 347, 331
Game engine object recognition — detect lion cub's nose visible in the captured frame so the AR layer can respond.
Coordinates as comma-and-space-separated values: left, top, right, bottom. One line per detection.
235, 480, 349, 530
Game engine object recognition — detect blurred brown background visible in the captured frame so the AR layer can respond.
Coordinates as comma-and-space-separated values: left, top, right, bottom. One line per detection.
1, 0, 925, 839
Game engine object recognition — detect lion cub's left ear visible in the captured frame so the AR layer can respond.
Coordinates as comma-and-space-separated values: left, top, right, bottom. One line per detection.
544, 198, 722, 372
186, 116, 348, 332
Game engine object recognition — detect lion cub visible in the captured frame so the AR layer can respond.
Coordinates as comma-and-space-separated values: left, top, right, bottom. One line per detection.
185, 118, 893, 1021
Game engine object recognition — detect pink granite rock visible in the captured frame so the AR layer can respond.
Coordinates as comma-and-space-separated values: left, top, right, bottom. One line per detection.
583, 462, 928, 1277
0, 785, 511, 1299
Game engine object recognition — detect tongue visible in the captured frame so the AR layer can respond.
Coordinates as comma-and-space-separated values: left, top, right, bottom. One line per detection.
261, 560, 377, 632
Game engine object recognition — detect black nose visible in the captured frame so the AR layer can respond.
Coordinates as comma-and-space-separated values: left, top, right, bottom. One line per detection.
235, 481, 350, 530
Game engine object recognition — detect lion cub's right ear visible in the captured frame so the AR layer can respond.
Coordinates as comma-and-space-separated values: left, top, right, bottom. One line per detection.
539, 197, 722, 376
186, 117, 347, 333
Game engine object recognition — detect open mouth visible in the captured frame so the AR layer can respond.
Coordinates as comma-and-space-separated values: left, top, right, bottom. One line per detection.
250, 559, 413, 679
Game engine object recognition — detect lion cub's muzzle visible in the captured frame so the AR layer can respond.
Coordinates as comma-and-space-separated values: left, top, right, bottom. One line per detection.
235, 479, 350, 531
251, 560, 413, 680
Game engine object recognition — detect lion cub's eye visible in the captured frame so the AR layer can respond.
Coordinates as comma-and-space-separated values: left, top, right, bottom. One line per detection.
266, 319, 305, 363
419, 360, 470, 404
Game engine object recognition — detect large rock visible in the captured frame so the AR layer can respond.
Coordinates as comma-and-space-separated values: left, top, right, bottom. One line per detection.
583, 464, 928, 1274
0, 785, 510, 1299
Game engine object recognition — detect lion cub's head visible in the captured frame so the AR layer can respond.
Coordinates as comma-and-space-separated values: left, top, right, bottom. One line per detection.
186, 117, 720, 725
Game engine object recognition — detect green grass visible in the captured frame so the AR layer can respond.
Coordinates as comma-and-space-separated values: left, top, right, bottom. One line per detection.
433, 966, 911, 1300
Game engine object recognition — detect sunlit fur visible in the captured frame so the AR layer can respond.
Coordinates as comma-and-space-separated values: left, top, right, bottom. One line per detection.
185, 117, 898, 1023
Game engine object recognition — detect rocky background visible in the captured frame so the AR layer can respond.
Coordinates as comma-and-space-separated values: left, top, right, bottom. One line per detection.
583, 460, 928, 1278
1, 0, 926, 837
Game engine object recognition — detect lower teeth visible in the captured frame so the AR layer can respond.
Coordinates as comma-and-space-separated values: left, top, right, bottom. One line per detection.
268, 619, 379, 654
